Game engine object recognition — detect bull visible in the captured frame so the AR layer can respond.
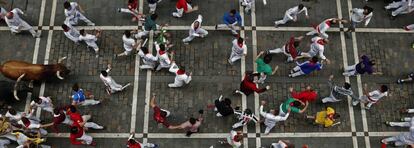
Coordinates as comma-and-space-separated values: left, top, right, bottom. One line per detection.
0, 80, 31, 103
0, 57, 70, 100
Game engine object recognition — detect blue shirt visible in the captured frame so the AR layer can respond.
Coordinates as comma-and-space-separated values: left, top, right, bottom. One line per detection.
356, 55, 373, 75
299, 61, 322, 74
72, 89, 86, 102
223, 12, 242, 25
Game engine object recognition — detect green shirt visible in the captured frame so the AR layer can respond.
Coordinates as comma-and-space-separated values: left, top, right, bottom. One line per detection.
282, 98, 300, 113
144, 16, 157, 31
156, 29, 167, 44
256, 58, 272, 75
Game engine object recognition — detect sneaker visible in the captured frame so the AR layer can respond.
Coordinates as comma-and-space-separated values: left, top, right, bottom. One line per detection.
33, 32, 41, 38
117, 8, 121, 12
401, 118, 406, 122
384, 121, 390, 126
352, 101, 359, 106
400, 108, 408, 113
87, 22, 96, 26
397, 79, 403, 84
152, 144, 159, 148
95, 54, 99, 58
218, 140, 226, 145
364, 106, 371, 110
228, 59, 233, 65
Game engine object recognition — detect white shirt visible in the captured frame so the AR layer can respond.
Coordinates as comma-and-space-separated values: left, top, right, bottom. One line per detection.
310, 36, 326, 60
79, 34, 97, 45
17, 120, 41, 129
5, 8, 24, 30
259, 105, 289, 126
30, 96, 52, 108
231, 39, 247, 55
351, 8, 373, 26
0, 7, 6, 21
169, 63, 191, 86
138, 50, 158, 65
123, 35, 135, 52
99, 68, 116, 87
189, 15, 203, 36
271, 140, 288, 148
5, 111, 23, 121
63, 24, 80, 42
64, 2, 79, 18
226, 130, 242, 148
285, 6, 308, 19
367, 90, 388, 102
155, 43, 171, 67
316, 18, 334, 34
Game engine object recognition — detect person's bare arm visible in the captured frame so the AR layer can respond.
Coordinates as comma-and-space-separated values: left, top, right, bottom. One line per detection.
150, 94, 156, 108
255, 51, 264, 60
77, 4, 85, 13
271, 65, 279, 75
299, 102, 309, 113
294, 36, 304, 41
185, 6, 199, 13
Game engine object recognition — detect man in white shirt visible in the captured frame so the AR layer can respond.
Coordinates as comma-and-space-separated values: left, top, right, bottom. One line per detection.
306, 18, 347, 39
79, 29, 101, 58
155, 42, 172, 71
218, 130, 243, 148
182, 15, 208, 44
138, 47, 158, 70
228, 37, 247, 65
260, 101, 289, 135
117, 30, 140, 57
61, 23, 80, 44
4, 8, 40, 38
346, 6, 373, 34
63, 1, 94, 26
352, 85, 388, 109
385, 0, 413, 19
275, 4, 309, 27
100, 64, 131, 95
17, 117, 48, 135
297, 36, 330, 64
168, 62, 192, 88
240, 0, 254, 14
29, 96, 54, 114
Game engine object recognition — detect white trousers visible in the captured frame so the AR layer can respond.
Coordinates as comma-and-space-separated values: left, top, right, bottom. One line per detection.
268, 45, 293, 62
0, 139, 10, 147
172, 4, 192, 18
240, 0, 252, 12
322, 92, 341, 103
343, 64, 357, 76
306, 30, 329, 39
9, 20, 37, 37
65, 12, 93, 26
79, 99, 100, 106
229, 52, 243, 64
149, 3, 157, 13
385, 1, 413, 16
275, 14, 296, 25
77, 132, 93, 145
290, 66, 305, 77
217, 22, 238, 35
407, 24, 414, 30
182, 29, 208, 43
352, 95, 375, 108
120, 8, 138, 16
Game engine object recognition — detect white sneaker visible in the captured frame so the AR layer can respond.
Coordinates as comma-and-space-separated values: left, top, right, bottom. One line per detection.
352, 101, 359, 106
87, 22, 95, 26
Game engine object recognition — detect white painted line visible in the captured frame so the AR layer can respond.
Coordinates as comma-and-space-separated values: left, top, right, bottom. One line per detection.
142, 31, 154, 144
25, 0, 47, 113
47, 133, 143, 138
260, 132, 352, 138
337, 0, 359, 147
36, 0, 58, 118
43, 131, 404, 138
238, 4, 249, 148
250, 1, 261, 147
130, 33, 142, 133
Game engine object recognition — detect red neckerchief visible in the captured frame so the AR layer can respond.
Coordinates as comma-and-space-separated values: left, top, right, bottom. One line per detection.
316, 39, 326, 45
233, 135, 241, 142
177, 69, 185, 75
325, 20, 332, 27
23, 121, 30, 127
159, 50, 166, 55
237, 42, 243, 48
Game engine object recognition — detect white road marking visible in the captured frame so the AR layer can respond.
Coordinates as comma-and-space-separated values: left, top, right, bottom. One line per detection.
336, 0, 358, 147
142, 31, 154, 144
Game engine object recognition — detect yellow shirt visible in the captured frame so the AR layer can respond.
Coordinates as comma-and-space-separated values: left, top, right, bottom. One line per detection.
315, 107, 335, 127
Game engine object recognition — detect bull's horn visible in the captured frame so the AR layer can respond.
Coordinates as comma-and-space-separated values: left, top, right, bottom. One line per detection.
58, 57, 67, 63
13, 74, 26, 101
56, 71, 64, 80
